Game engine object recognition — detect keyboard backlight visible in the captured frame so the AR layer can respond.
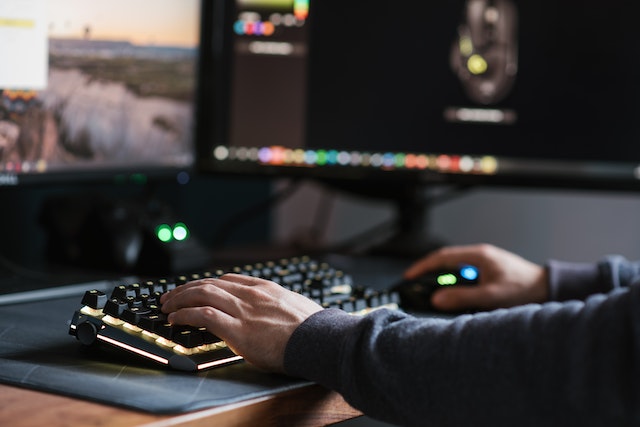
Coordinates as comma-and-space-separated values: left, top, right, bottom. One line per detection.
174, 345, 198, 355
141, 330, 158, 340
80, 306, 103, 317
102, 315, 124, 326
197, 355, 244, 370
98, 335, 169, 365
330, 285, 352, 294
123, 323, 142, 333
156, 337, 177, 348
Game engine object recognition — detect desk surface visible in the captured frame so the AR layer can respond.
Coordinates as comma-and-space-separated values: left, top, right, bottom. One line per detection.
1, 382, 362, 427
0, 254, 404, 426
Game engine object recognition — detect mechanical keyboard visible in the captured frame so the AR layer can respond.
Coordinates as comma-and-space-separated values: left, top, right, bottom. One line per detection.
68, 256, 401, 371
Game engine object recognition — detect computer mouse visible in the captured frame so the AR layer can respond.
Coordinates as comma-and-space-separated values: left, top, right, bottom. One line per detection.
449, 0, 518, 105
391, 265, 479, 312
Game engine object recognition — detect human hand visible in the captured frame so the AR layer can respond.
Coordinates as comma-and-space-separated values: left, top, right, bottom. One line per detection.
159, 273, 323, 372
404, 243, 549, 311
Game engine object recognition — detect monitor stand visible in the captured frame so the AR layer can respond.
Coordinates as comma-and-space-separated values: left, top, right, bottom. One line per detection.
365, 193, 445, 259
320, 179, 468, 260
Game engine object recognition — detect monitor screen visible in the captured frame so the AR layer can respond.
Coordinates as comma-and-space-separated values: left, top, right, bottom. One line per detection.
0, 0, 202, 186
198, 0, 640, 192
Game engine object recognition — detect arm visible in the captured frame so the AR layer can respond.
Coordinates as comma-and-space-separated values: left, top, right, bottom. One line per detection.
285, 287, 640, 426
159, 249, 640, 426
548, 254, 640, 301
404, 244, 640, 311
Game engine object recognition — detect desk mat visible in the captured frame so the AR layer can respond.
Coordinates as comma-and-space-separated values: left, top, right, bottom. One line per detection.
0, 294, 312, 414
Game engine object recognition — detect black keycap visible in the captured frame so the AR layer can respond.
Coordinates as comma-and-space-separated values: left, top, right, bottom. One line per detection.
81, 290, 107, 309
103, 298, 129, 317
121, 307, 151, 325
173, 328, 204, 348
138, 313, 168, 333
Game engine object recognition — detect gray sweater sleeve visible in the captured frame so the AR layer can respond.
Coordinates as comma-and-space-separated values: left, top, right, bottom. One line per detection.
284, 257, 640, 427
548, 255, 640, 301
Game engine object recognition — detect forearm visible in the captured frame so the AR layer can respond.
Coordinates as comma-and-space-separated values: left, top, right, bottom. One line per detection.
548, 255, 640, 301
285, 286, 640, 426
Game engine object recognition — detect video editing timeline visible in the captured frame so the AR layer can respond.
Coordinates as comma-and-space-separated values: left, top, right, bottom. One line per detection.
0, 0, 201, 180
227, 0, 311, 150
213, 144, 500, 176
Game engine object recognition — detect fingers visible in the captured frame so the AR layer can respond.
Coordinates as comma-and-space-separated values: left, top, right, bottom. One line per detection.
158, 273, 317, 372
167, 305, 237, 339
159, 274, 273, 345
430, 285, 501, 312
160, 279, 228, 314
160, 274, 270, 312
404, 244, 494, 279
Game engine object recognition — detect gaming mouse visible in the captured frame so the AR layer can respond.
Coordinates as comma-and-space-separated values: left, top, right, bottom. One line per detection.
391, 265, 479, 312
449, 0, 518, 105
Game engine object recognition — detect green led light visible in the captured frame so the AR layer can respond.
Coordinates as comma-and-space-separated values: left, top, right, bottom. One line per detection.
172, 222, 189, 241
131, 173, 148, 185
395, 153, 406, 168
316, 150, 328, 165
437, 273, 458, 286
156, 224, 173, 242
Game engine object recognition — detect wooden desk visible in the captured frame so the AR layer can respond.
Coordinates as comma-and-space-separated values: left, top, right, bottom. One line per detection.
0, 382, 362, 427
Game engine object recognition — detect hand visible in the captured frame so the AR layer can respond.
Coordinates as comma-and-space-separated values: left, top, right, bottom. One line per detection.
159, 273, 323, 372
404, 243, 549, 311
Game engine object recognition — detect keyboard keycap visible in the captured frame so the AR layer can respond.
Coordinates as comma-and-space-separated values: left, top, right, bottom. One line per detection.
69, 256, 401, 371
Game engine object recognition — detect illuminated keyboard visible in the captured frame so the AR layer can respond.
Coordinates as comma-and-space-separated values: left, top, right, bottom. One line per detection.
68, 256, 401, 371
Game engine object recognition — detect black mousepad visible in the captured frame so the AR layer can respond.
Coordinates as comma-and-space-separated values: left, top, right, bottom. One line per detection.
0, 295, 312, 414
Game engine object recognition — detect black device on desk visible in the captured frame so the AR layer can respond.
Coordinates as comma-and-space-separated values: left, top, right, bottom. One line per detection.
68, 255, 401, 371
392, 265, 479, 312
39, 194, 212, 275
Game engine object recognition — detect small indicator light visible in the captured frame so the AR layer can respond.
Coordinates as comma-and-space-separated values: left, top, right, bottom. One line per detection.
173, 223, 189, 241
460, 265, 479, 281
467, 54, 488, 75
436, 273, 458, 286
156, 224, 173, 242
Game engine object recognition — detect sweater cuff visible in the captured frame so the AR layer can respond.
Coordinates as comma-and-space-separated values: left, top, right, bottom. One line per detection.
283, 308, 360, 387
546, 260, 605, 301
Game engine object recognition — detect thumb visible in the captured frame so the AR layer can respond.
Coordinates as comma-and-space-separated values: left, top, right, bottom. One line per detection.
430, 285, 494, 312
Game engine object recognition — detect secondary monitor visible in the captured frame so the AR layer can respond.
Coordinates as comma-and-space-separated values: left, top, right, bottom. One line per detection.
0, 0, 212, 275
0, 0, 203, 187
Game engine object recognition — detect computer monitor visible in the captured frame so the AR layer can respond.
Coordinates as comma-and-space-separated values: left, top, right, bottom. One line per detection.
0, 0, 210, 275
197, 0, 640, 255
0, 0, 202, 187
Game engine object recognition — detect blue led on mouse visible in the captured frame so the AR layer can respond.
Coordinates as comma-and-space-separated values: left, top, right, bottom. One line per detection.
459, 265, 479, 281
391, 265, 480, 312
